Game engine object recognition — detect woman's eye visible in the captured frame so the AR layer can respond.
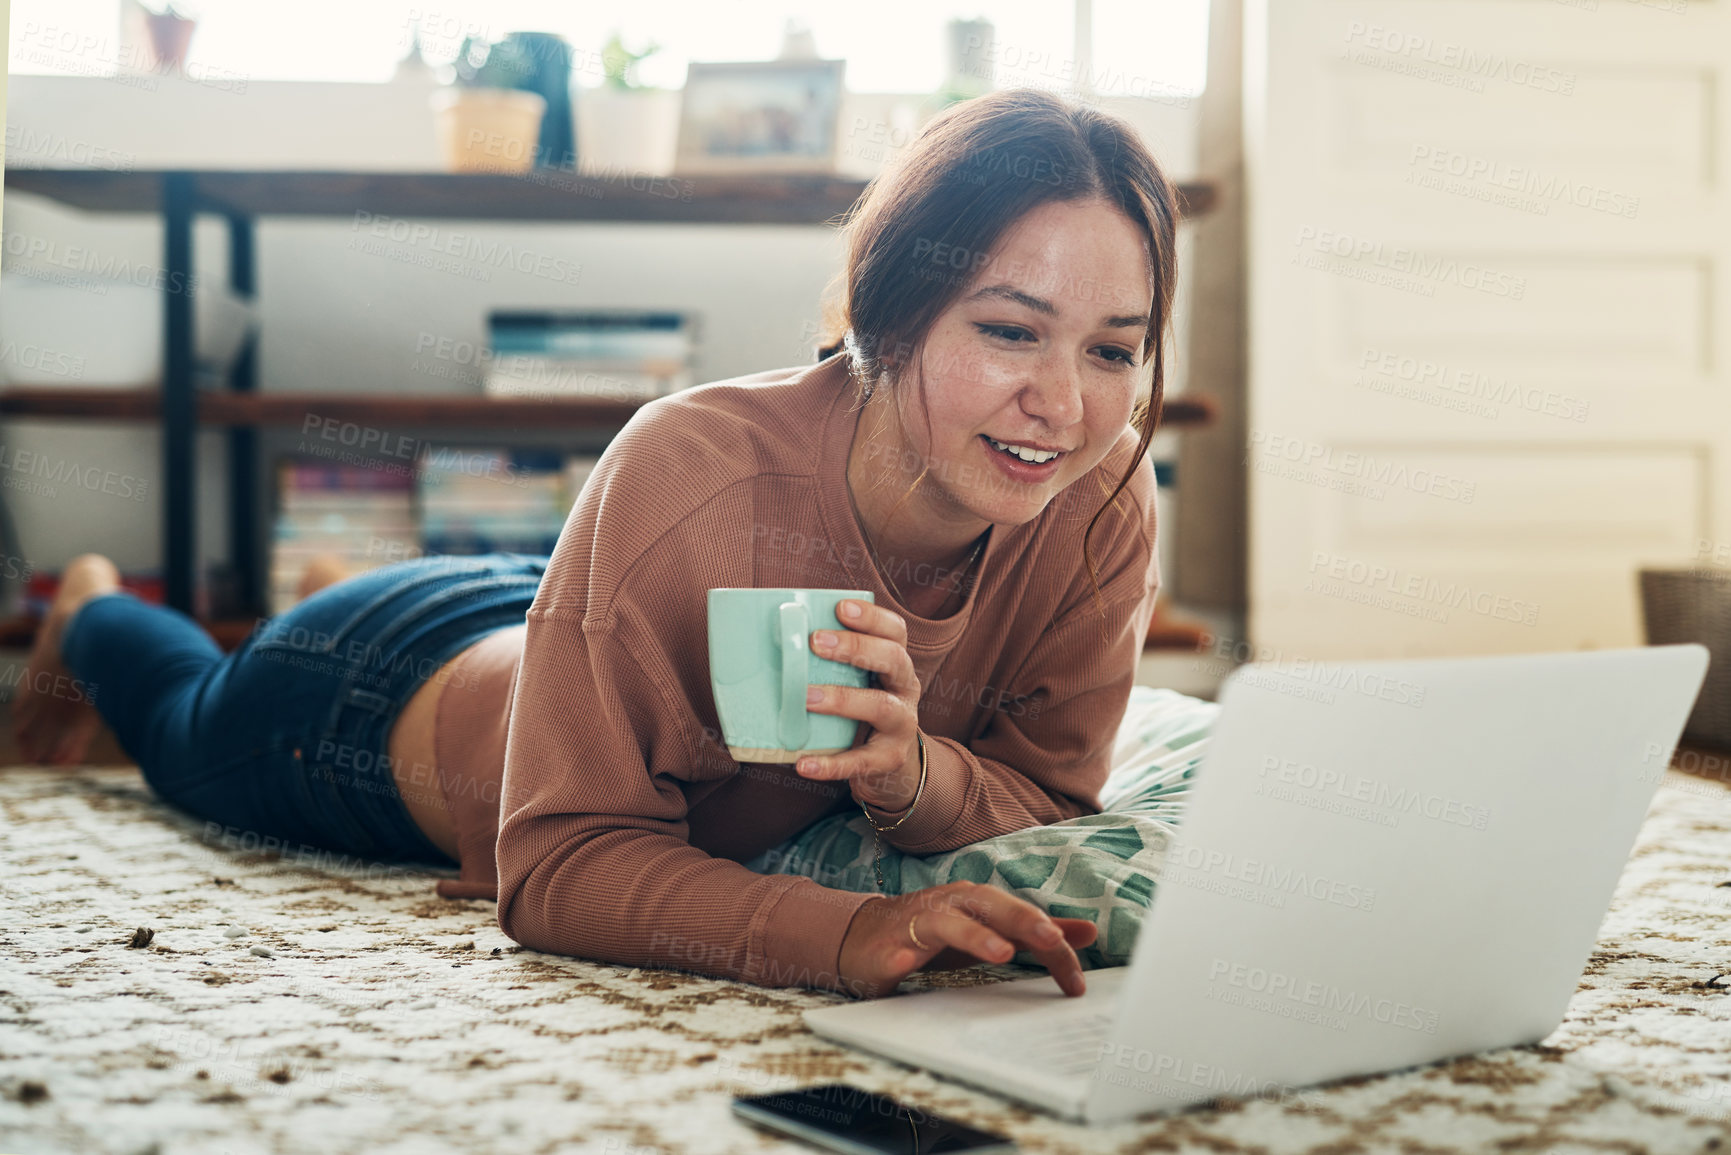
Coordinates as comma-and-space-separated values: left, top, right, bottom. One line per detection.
1096, 346, 1137, 366
975, 323, 1034, 343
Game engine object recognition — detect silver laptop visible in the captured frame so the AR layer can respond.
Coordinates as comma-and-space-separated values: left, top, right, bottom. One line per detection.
804, 644, 1710, 1126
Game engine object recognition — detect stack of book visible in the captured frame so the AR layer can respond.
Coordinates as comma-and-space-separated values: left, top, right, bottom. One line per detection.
268, 462, 418, 615
265, 449, 606, 613
417, 446, 602, 557
482, 310, 696, 402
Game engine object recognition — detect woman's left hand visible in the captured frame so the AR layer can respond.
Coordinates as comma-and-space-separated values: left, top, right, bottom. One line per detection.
796, 597, 923, 812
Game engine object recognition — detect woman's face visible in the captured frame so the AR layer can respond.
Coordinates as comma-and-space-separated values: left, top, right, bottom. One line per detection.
895, 196, 1155, 528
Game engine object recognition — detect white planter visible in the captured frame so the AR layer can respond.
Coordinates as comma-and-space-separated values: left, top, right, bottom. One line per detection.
576, 88, 682, 177
430, 87, 548, 174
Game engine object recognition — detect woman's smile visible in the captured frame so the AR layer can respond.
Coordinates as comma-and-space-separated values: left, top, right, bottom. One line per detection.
979, 433, 1067, 482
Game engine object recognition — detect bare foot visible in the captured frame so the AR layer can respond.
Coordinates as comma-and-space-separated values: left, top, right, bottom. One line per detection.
14, 554, 120, 765
297, 553, 351, 600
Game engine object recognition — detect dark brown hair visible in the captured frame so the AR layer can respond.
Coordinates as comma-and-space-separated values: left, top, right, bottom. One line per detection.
817, 87, 1181, 639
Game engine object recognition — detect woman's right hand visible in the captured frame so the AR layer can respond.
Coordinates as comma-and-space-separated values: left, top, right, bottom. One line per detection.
836, 881, 1098, 999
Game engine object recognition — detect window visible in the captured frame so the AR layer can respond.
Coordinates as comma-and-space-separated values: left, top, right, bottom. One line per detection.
8, 0, 1208, 96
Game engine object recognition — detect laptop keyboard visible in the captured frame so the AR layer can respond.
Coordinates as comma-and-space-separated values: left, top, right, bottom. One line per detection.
960, 1012, 1116, 1077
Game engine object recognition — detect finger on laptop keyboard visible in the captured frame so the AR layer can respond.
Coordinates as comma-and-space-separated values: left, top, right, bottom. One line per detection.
838, 883, 1100, 998
920, 883, 1095, 997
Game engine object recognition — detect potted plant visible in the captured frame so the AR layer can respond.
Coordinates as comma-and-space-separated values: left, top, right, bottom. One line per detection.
430, 34, 548, 174
577, 33, 681, 177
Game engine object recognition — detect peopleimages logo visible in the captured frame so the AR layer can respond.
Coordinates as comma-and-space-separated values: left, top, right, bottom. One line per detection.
1407, 145, 1640, 221
1208, 957, 1442, 1034
1247, 429, 1478, 504
1166, 845, 1377, 912
1355, 346, 1590, 424
1256, 755, 1493, 831
1341, 21, 1576, 96
1291, 226, 1527, 299
1306, 550, 1541, 628
1216, 654, 1430, 709
1092, 1044, 1309, 1103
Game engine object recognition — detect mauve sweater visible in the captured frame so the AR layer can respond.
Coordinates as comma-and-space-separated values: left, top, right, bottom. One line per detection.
429, 353, 1161, 992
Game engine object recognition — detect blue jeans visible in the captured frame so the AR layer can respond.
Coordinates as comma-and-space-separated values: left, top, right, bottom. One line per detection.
59, 553, 546, 869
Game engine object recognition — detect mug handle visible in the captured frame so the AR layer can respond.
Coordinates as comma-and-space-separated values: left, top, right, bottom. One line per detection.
778, 600, 811, 751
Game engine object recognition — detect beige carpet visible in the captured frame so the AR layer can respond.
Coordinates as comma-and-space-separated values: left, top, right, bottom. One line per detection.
3, 765, 1731, 1155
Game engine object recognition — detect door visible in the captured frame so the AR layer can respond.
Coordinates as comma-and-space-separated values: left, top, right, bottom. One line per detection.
1246, 0, 1728, 658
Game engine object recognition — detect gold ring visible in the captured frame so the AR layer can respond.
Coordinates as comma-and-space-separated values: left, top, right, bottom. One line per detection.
908, 914, 929, 951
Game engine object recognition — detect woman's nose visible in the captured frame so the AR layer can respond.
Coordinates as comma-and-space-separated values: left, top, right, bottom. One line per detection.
1021, 353, 1085, 429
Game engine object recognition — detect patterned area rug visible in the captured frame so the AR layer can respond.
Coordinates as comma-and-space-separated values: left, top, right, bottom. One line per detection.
3, 765, 1731, 1155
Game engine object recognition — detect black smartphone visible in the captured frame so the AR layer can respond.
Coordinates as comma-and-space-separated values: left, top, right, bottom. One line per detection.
732, 1083, 1018, 1154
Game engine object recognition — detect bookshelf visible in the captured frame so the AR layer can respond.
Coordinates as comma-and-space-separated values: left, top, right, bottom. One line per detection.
0, 168, 1219, 625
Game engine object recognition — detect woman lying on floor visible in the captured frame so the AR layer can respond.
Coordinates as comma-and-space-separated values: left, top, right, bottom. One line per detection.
15, 86, 1179, 1001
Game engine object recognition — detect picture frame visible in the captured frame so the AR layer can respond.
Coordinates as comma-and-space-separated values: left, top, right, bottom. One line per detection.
673, 59, 846, 175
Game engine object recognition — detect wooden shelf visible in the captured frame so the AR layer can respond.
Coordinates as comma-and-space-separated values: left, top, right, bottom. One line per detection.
5, 169, 1218, 225
1161, 396, 1216, 428
0, 387, 1217, 430
0, 387, 639, 429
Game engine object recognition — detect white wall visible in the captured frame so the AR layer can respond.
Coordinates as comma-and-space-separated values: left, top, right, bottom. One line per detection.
0, 73, 1199, 587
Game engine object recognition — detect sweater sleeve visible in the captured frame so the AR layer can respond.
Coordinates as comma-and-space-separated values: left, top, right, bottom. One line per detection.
492, 604, 882, 993
862, 474, 1162, 855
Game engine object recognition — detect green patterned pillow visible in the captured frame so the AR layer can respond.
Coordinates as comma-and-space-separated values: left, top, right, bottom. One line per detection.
743, 686, 1218, 969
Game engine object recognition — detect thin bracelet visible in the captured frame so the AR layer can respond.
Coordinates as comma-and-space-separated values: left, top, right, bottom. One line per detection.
862, 732, 928, 892
861, 731, 928, 831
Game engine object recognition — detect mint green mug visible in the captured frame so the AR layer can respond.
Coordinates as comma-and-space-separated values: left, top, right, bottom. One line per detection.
707, 587, 875, 763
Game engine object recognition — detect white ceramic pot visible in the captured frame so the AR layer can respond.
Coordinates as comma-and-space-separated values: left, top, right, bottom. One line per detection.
430, 87, 548, 174
576, 88, 682, 177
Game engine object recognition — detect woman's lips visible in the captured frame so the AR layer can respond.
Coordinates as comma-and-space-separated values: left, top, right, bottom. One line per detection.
980, 434, 1064, 481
